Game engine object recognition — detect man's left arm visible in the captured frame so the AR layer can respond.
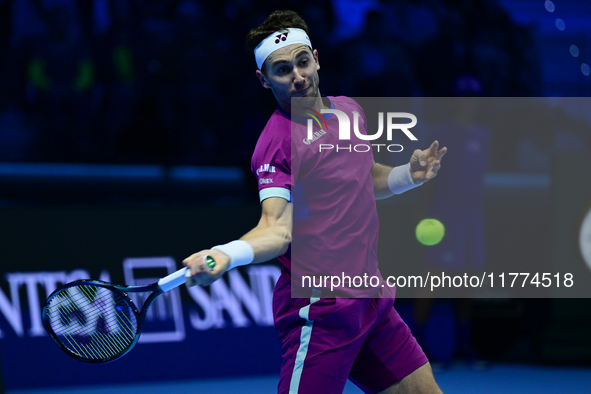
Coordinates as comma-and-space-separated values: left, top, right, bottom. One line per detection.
372, 140, 447, 200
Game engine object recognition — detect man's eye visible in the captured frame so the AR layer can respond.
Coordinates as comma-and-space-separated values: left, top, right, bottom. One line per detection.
300, 59, 308, 66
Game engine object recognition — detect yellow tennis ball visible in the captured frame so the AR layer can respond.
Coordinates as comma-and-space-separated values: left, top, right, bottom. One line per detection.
416, 219, 445, 246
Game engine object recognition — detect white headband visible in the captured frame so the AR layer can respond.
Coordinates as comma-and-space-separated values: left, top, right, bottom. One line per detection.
254, 28, 312, 70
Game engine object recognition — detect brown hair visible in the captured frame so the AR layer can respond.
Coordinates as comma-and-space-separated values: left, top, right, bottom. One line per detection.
245, 10, 310, 71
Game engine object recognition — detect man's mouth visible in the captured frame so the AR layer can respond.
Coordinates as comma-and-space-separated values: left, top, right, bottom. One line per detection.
292, 86, 311, 96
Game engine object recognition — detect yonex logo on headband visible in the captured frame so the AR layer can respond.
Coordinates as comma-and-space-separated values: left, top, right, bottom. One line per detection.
254, 28, 312, 70
275, 32, 288, 44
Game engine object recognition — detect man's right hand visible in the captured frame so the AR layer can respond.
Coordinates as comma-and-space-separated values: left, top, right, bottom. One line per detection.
183, 249, 231, 287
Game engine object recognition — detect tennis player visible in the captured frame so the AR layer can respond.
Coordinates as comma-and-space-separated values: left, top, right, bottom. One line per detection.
184, 10, 446, 394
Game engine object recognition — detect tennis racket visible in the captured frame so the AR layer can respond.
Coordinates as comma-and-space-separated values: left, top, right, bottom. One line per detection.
42, 256, 215, 363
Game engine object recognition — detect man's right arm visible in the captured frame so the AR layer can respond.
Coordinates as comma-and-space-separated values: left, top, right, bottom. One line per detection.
184, 197, 292, 286
239, 197, 293, 264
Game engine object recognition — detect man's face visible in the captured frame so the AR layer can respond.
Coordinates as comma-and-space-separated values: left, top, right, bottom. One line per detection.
256, 44, 321, 113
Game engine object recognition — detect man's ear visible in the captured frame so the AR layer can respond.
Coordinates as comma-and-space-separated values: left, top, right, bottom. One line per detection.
313, 49, 320, 71
256, 70, 272, 89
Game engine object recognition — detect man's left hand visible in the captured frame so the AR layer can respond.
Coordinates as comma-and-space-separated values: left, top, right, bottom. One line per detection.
410, 140, 447, 184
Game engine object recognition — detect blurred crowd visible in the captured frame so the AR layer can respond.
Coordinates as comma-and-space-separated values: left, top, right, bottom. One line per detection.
0, 0, 578, 170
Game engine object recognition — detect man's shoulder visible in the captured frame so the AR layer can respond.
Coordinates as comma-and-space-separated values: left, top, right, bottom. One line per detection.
252, 109, 290, 156
259, 108, 290, 136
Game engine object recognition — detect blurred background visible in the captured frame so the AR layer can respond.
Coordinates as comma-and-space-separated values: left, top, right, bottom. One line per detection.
0, 0, 590, 393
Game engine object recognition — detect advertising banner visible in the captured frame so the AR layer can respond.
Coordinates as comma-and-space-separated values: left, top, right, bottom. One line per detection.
0, 205, 282, 390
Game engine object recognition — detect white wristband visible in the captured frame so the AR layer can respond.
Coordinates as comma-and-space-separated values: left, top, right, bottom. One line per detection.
212, 240, 254, 270
387, 163, 421, 194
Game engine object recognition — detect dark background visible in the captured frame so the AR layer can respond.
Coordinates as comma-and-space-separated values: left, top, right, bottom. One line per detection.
0, 0, 590, 170
0, 0, 591, 391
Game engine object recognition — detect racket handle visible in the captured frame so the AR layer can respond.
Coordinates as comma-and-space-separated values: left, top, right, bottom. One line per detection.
158, 267, 189, 292
157, 256, 216, 292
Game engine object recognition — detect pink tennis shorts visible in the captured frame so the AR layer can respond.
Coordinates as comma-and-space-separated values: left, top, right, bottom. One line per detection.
273, 274, 428, 394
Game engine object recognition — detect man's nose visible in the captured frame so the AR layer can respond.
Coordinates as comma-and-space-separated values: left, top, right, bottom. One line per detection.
293, 68, 305, 84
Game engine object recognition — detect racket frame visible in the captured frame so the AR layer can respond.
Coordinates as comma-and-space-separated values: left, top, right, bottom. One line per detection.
42, 279, 163, 364
42, 263, 207, 363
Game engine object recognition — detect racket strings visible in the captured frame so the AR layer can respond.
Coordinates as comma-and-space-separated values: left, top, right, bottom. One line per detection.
46, 284, 138, 361
51, 287, 135, 360
50, 290, 129, 360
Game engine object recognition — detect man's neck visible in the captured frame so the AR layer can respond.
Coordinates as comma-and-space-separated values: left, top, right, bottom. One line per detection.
281, 92, 327, 115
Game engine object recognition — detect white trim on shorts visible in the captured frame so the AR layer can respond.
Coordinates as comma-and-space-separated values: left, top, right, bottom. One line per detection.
289, 289, 322, 394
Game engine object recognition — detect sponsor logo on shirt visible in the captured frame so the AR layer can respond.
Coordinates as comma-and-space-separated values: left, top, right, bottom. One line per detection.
259, 178, 274, 184
256, 164, 276, 176
303, 129, 327, 145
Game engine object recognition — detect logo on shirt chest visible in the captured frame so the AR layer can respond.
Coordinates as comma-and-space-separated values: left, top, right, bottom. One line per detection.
303, 128, 327, 145
303, 108, 329, 145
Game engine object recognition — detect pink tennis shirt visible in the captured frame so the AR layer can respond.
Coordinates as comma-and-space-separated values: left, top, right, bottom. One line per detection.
251, 96, 394, 298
